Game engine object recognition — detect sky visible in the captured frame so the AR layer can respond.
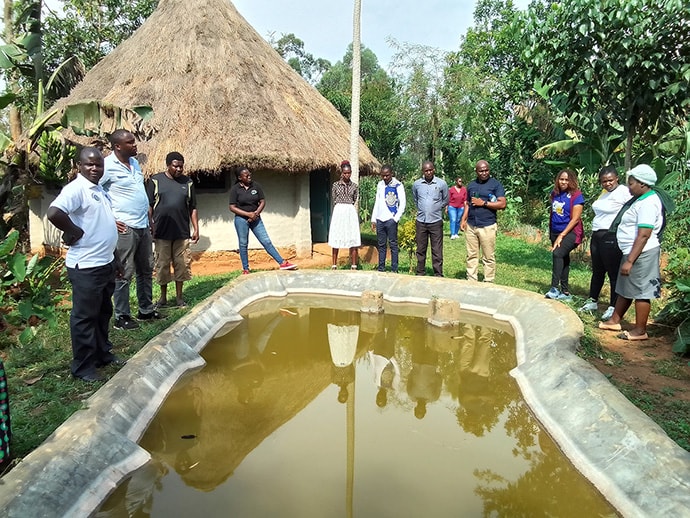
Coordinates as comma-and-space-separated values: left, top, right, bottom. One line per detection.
233, 0, 530, 69
38, 1, 529, 70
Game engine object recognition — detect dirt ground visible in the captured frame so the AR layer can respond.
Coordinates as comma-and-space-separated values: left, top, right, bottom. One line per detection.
591, 323, 690, 402
191, 247, 690, 403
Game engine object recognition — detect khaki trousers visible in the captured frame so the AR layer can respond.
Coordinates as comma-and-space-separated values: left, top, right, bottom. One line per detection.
465, 223, 497, 282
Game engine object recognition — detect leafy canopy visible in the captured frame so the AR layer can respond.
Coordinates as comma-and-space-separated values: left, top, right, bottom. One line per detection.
522, 0, 690, 168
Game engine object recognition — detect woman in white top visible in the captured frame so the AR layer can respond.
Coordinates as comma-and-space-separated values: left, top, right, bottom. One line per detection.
599, 165, 665, 340
580, 165, 631, 320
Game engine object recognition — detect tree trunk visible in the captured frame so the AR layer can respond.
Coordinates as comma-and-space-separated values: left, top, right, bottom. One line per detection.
4, 0, 23, 141
349, 0, 362, 186
625, 128, 635, 172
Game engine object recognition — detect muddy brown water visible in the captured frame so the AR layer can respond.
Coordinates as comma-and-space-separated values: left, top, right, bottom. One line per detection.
97, 301, 616, 517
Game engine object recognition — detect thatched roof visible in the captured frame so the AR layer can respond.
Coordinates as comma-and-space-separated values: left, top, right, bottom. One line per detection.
52, 0, 379, 175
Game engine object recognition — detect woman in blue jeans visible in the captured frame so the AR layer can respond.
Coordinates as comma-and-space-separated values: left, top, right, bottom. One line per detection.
228, 168, 297, 274
446, 177, 467, 239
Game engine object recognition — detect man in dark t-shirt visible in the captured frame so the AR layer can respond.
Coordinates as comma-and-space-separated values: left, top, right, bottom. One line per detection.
146, 152, 199, 307
461, 160, 506, 283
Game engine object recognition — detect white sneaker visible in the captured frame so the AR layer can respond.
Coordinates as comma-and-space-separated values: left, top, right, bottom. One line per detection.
579, 299, 598, 312
601, 306, 615, 321
545, 287, 561, 299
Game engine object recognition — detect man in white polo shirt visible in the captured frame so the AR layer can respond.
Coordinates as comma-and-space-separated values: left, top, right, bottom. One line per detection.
48, 147, 125, 382
100, 129, 160, 330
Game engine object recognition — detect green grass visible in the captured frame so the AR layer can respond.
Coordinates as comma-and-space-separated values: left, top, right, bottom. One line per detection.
2, 271, 238, 465
653, 358, 690, 380
613, 382, 690, 451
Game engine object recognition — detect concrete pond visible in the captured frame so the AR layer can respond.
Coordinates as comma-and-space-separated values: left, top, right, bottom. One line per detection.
0, 270, 689, 517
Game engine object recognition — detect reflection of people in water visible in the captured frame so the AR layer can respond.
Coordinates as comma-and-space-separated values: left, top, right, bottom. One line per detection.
327, 312, 360, 404
331, 363, 356, 403
406, 330, 442, 419
97, 459, 168, 517
367, 325, 400, 408
455, 324, 496, 436
229, 314, 287, 404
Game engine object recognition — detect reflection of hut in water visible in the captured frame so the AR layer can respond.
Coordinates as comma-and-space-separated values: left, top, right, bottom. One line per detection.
145, 350, 333, 492
142, 306, 368, 492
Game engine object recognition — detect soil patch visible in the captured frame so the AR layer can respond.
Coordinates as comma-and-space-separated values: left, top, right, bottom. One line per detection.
590, 323, 690, 402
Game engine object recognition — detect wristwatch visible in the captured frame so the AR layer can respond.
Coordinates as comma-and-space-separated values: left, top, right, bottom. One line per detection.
483, 200, 488, 207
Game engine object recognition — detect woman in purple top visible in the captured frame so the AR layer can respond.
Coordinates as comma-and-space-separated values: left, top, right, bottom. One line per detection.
545, 169, 585, 301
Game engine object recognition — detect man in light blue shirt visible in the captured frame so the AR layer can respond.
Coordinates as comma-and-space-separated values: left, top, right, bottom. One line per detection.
100, 129, 160, 330
412, 161, 449, 276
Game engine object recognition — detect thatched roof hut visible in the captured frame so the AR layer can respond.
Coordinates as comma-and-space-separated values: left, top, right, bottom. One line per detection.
52, 0, 379, 176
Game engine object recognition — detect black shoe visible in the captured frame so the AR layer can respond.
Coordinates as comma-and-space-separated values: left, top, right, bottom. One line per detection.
113, 315, 139, 330
97, 356, 127, 367
137, 310, 163, 320
73, 373, 105, 383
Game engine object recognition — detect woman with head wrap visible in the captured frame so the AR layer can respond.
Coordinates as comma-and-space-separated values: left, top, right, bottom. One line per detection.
599, 164, 671, 340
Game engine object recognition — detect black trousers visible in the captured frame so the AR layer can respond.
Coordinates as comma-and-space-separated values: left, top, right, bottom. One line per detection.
416, 220, 444, 277
67, 261, 116, 378
589, 230, 623, 306
550, 230, 578, 293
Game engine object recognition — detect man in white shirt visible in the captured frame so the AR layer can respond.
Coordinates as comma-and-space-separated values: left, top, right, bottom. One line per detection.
100, 129, 160, 330
48, 148, 124, 382
370, 165, 406, 273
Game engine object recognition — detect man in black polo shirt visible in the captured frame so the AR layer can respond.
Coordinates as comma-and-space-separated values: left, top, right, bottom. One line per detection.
461, 160, 506, 282
147, 152, 199, 307
228, 167, 297, 274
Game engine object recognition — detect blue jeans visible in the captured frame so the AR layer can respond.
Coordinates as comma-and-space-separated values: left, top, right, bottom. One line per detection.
376, 219, 399, 272
234, 217, 283, 270
114, 226, 154, 319
448, 206, 464, 236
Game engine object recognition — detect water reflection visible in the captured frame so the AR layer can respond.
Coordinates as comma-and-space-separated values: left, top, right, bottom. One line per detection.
99, 302, 615, 517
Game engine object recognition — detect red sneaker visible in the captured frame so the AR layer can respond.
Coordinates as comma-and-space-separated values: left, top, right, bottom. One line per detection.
279, 261, 297, 270
242, 269, 250, 275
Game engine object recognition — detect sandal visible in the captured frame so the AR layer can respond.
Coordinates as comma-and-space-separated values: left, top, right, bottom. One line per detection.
598, 322, 622, 331
617, 330, 648, 341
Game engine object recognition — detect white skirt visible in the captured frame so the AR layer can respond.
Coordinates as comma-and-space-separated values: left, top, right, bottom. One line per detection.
327, 324, 359, 367
328, 203, 361, 248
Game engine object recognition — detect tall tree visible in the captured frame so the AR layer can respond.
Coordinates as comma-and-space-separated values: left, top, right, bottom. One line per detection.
442, 0, 529, 168
523, 0, 690, 170
270, 32, 330, 85
388, 40, 447, 172
42, 0, 158, 75
318, 45, 402, 163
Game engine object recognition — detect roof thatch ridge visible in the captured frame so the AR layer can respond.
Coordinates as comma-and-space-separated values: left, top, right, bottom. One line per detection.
53, 0, 379, 175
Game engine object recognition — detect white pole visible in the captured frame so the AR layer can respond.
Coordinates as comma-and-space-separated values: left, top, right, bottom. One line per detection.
349, 0, 362, 185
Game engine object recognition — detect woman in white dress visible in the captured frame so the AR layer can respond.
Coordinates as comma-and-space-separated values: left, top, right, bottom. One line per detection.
328, 161, 361, 269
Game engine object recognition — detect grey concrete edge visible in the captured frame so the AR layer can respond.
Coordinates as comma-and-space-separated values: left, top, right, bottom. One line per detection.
1, 270, 689, 517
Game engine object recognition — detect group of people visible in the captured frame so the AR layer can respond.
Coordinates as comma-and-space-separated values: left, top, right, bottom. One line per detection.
546, 164, 669, 340
47, 128, 668, 383
47, 131, 199, 381
328, 158, 507, 281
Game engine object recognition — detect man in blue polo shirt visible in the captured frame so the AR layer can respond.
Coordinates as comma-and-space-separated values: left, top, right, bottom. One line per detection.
100, 129, 160, 330
461, 160, 506, 282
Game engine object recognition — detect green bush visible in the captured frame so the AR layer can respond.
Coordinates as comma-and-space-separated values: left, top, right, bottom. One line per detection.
0, 230, 66, 345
